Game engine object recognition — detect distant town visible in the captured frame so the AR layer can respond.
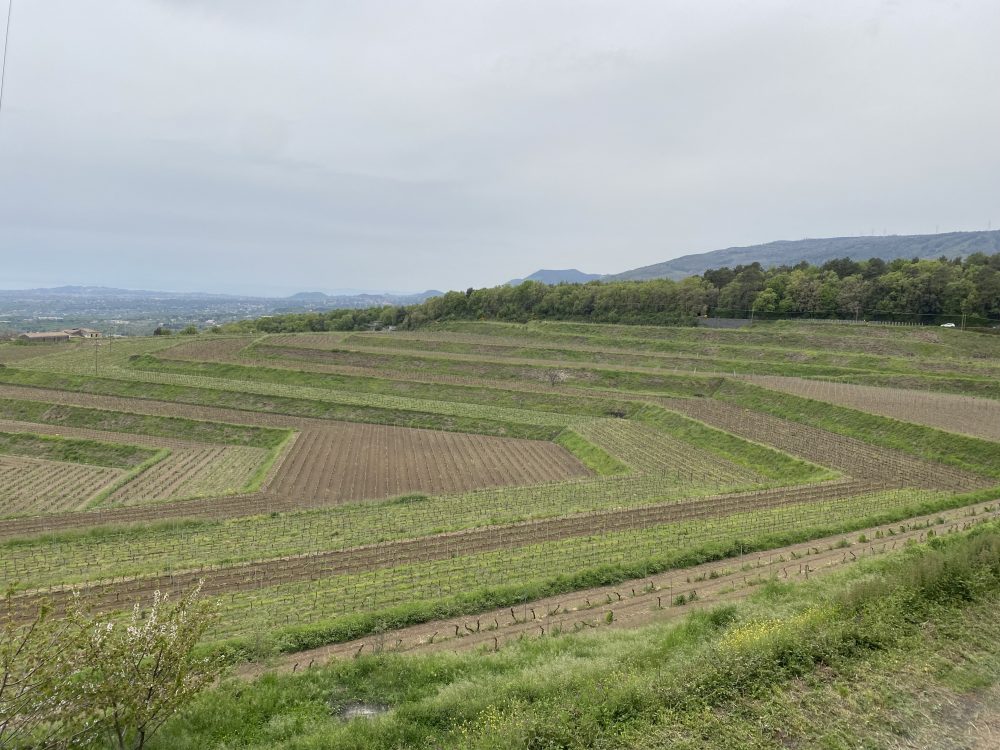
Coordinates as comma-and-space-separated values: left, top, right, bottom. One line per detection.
0, 286, 440, 338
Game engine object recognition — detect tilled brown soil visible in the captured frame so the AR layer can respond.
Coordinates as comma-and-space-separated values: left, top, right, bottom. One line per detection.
269, 424, 590, 504
746, 375, 1000, 442
237, 498, 1000, 676
0, 385, 589, 536
7, 478, 877, 618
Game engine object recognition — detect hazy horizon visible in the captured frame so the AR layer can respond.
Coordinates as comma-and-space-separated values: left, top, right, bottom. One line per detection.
1, 1, 998, 295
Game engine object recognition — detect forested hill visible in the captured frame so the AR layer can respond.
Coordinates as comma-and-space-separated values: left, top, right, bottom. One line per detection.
609, 230, 1000, 281
235, 252, 1000, 333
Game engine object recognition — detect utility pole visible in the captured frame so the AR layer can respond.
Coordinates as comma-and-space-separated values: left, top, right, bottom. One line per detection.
0, 0, 12, 121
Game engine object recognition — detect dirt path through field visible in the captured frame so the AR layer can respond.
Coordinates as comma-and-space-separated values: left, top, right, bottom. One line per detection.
236, 498, 1000, 678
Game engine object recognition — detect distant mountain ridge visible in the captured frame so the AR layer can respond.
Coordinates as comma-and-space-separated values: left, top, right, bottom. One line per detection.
0, 286, 440, 305
507, 269, 605, 286
607, 230, 1000, 281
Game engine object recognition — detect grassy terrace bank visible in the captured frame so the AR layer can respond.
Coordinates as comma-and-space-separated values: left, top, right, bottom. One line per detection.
634, 404, 823, 484
340, 331, 1000, 379
0, 487, 966, 661
149, 518, 1000, 749
0, 368, 569, 441
251, 344, 728, 395
132, 354, 644, 419
0, 396, 288, 448
428, 319, 1000, 360
717, 381, 1000, 478
0, 430, 157, 468
194, 486, 1000, 658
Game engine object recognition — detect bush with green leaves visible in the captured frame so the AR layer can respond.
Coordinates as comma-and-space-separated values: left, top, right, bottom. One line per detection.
1, 584, 220, 750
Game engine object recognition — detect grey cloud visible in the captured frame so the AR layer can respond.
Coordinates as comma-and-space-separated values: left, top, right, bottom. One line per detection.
0, 0, 998, 294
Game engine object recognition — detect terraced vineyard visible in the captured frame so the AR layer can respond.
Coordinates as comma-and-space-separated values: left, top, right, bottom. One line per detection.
2, 319, 998, 668
270, 424, 589, 503
0, 456, 124, 515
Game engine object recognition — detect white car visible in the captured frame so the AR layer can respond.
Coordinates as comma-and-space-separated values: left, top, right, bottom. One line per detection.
940, 323, 956, 328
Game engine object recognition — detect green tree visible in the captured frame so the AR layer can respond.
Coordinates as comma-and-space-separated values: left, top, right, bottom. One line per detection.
835, 275, 871, 319
752, 288, 780, 313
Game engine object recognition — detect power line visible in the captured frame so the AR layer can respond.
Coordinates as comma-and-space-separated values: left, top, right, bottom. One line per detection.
0, 0, 12, 119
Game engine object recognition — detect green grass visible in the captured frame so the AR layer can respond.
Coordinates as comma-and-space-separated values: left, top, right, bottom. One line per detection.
0, 397, 289, 449
400, 321, 1000, 379
244, 430, 297, 493
554, 428, 630, 475
149, 518, 1000, 750
341, 331, 928, 379
0, 430, 157, 468
634, 402, 831, 484
1, 470, 794, 591
717, 380, 1000, 479
5, 321, 1000, 750
433, 318, 1000, 363
194, 486, 1000, 657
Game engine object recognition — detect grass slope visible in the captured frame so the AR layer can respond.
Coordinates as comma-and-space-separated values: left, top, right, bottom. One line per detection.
0, 430, 157, 468
151, 518, 1000, 749
0, 395, 285, 449
634, 403, 830, 484
717, 380, 1000, 479
0, 369, 561, 441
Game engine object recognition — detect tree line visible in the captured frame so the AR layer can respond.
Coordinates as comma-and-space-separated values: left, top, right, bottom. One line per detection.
228, 252, 1000, 333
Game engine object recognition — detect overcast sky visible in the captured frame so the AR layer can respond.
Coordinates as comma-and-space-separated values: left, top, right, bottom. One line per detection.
0, 0, 998, 295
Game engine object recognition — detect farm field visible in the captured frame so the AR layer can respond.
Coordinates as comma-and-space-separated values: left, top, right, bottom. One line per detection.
269, 423, 589, 503
0, 455, 124, 515
2, 318, 999, 674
